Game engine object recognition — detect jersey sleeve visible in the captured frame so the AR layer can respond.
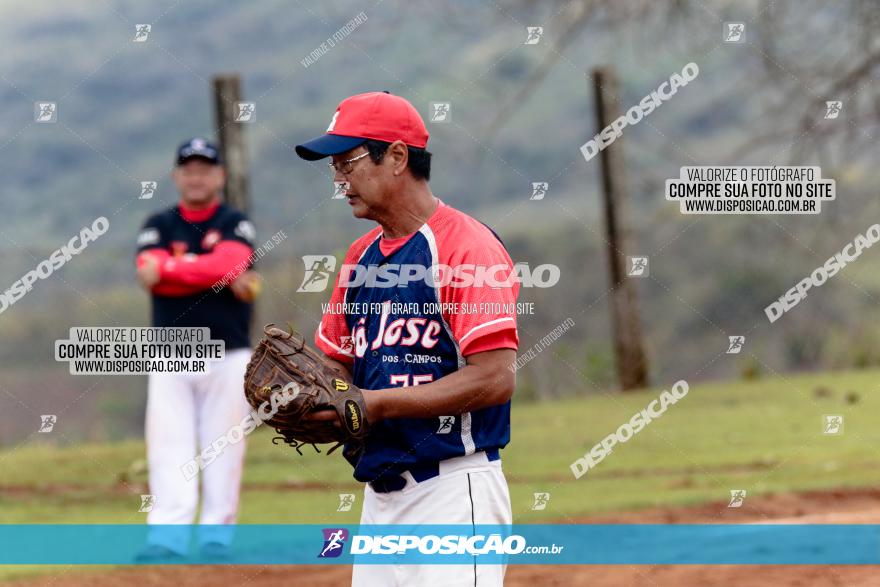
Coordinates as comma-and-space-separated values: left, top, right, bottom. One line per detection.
314, 231, 380, 364
158, 211, 255, 289
438, 227, 520, 357
221, 210, 258, 249
460, 329, 518, 356
135, 214, 211, 296
135, 214, 167, 253
158, 240, 254, 288
315, 265, 355, 365
136, 249, 205, 297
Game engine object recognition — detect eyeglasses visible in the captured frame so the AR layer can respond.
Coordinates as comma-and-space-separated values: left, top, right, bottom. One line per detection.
327, 151, 370, 175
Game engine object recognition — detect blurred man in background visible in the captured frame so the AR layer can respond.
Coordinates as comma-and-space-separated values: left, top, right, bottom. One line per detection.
134, 138, 259, 561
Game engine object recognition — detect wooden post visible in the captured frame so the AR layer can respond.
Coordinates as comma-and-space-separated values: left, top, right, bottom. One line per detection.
212, 75, 250, 214
592, 67, 649, 391
212, 74, 258, 340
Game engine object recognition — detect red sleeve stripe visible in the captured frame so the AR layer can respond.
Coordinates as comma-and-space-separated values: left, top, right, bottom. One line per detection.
458, 317, 516, 343
317, 322, 354, 358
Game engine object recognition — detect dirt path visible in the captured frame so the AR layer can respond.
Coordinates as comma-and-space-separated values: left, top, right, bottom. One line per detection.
8, 487, 880, 587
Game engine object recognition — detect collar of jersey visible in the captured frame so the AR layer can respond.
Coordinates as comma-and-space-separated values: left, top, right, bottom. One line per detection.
378, 200, 445, 257
178, 199, 220, 223
378, 198, 445, 250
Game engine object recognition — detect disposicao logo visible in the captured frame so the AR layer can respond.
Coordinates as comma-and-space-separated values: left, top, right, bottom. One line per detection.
318, 528, 349, 558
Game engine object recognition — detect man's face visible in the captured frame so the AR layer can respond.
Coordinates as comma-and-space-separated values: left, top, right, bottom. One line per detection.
172, 158, 225, 206
331, 146, 390, 220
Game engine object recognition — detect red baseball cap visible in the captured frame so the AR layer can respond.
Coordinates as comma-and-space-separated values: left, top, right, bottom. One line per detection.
295, 91, 429, 161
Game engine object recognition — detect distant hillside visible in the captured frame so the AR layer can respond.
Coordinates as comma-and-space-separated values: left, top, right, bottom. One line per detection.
0, 0, 776, 249
3, 1, 880, 444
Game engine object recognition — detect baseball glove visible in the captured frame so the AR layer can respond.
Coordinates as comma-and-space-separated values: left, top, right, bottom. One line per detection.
243, 324, 368, 455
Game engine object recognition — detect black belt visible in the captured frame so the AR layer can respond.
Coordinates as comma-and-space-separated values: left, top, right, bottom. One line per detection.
369, 448, 500, 494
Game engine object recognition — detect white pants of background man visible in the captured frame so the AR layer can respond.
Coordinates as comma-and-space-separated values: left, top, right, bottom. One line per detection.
145, 348, 251, 553
352, 451, 512, 587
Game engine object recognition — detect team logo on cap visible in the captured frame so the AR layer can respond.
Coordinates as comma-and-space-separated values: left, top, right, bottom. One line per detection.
327, 111, 340, 132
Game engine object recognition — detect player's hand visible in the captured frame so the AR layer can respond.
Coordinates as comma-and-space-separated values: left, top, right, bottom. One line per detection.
301, 409, 344, 431
301, 391, 378, 430
136, 254, 161, 289
230, 270, 261, 302
321, 356, 353, 382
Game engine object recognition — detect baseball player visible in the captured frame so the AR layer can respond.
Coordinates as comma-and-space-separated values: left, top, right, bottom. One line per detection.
134, 138, 258, 561
296, 92, 519, 586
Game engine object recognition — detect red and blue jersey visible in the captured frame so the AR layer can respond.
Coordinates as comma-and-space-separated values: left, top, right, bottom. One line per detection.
136, 201, 256, 349
315, 201, 519, 482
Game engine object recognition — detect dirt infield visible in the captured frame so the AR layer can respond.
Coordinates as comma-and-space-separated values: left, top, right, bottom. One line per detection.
8, 487, 880, 587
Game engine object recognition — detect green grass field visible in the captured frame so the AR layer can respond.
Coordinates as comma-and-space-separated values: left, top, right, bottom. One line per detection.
2, 370, 879, 581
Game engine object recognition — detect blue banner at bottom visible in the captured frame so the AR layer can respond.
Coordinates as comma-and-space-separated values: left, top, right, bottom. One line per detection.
1, 524, 878, 565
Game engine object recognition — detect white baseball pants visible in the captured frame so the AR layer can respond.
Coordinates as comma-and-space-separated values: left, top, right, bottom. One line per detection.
144, 348, 251, 553
352, 451, 512, 587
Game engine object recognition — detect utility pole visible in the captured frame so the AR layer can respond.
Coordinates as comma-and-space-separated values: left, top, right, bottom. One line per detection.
212, 75, 251, 213
592, 67, 649, 391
